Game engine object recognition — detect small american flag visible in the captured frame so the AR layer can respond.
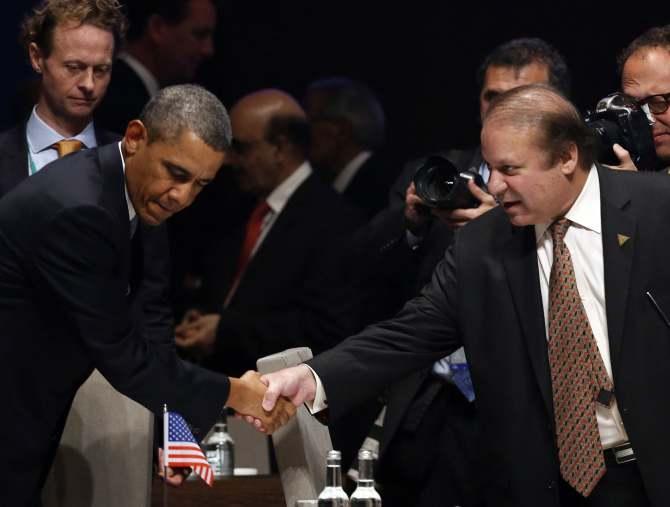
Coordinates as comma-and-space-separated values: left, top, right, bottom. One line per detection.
164, 411, 213, 486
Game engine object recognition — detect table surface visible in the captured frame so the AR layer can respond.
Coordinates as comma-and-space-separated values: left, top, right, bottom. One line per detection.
151, 475, 286, 507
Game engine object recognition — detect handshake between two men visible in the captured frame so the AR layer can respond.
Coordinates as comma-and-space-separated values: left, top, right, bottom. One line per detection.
160, 367, 307, 486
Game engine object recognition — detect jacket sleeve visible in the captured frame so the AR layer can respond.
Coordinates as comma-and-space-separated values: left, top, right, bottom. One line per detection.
307, 244, 462, 423
32, 205, 229, 436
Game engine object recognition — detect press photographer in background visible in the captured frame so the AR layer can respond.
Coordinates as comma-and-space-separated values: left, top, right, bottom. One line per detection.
604, 25, 670, 171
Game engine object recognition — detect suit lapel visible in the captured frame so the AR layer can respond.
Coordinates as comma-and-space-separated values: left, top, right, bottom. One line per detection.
97, 142, 134, 285
243, 175, 313, 278
597, 166, 635, 373
0, 124, 31, 196
502, 224, 554, 421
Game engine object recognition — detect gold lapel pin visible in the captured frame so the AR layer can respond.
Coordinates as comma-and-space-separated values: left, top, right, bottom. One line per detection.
617, 234, 630, 247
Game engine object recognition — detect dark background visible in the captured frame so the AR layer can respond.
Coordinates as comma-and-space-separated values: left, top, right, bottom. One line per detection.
1, 2, 664, 165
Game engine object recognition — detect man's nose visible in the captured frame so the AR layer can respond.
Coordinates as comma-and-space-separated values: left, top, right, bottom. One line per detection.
168, 183, 194, 210
487, 169, 507, 199
78, 68, 95, 93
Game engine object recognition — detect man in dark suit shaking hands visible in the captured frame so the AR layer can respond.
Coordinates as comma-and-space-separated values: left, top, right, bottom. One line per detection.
260, 84, 669, 507
0, 84, 294, 506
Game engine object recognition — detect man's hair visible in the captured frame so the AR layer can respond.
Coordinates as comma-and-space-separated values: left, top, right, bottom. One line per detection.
306, 77, 386, 150
140, 84, 232, 151
617, 25, 670, 75
485, 84, 595, 169
21, 0, 127, 58
125, 0, 209, 42
265, 115, 311, 158
477, 38, 571, 97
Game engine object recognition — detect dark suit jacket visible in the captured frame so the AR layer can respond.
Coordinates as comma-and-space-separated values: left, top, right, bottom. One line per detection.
340, 151, 397, 219
0, 144, 229, 505
201, 173, 363, 377
95, 58, 151, 135
0, 122, 119, 197
0, 123, 174, 350
310, 166, 670, 507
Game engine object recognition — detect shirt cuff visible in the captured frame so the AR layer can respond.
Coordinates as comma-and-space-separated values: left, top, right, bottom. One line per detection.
304, 364, 328, 413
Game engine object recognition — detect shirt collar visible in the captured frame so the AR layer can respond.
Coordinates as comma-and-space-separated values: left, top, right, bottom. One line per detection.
117, 142, 137, 222
333, 150, 372, 193
265, 161, 313, 214
535, 164, 601, 243
26, 106, 97, 154
118, 52, 160, 97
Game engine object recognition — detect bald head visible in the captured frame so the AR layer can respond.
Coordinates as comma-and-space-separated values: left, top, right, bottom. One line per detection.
230, 89, 310, 196
483, 84, 594, 169
233, 88, 304, 123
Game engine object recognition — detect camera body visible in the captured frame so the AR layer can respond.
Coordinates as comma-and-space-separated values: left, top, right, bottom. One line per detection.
413, 155, 486, 209
584, 92, 658, 171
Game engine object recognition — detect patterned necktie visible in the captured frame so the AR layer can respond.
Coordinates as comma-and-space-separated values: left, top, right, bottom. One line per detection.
547, 218, 613, 497
51, 139, 84, 158
223, 200, 271, 307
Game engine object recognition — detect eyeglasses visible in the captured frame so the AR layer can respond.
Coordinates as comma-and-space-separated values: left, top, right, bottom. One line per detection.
637, 92, 670, 115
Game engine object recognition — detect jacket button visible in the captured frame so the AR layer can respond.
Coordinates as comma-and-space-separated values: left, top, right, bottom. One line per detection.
622, 407, 629, 415
547, 480, 557, 490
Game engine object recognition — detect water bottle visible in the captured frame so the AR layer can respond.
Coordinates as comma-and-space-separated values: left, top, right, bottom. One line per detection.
350, 449, 381, 506
317, 450, 350, 506
203, 411, 235, 478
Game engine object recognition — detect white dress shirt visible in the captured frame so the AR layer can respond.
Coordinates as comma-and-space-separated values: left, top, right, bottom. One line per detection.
117, 142, 136, 224
333, 150, 372, 193
26, 106, 97, 174
535, 165, 628, 448
118, 52, 160, 98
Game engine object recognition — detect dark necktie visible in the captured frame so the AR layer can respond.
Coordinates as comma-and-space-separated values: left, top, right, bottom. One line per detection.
223, 200, 271, 307
51, 139, 84, 158
548, 218, 613, 497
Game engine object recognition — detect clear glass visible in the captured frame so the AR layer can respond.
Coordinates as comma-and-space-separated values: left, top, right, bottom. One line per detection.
350, 450, 381, 506
203, 414, 235, 478
317, 450, 350, 507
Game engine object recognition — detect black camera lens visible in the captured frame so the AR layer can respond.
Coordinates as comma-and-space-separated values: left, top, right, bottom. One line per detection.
584, 92, 659, 171
413, 155, 486, 209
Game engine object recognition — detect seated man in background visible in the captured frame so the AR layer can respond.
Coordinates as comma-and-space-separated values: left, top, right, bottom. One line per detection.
304, 77, 395, 219
96, 0, 218, 134
175, 89, 362, 376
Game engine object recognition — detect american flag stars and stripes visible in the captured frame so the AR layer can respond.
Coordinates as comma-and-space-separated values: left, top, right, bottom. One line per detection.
164, 411, 213, 486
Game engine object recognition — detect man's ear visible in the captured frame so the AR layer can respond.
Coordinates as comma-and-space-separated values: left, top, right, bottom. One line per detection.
28, 43, 44, 74
559, 142, 579, 176
123, 120, 148, 157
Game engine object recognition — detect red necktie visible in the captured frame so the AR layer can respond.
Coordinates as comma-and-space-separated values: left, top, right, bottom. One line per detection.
223, 201, 271, 307
548, 218, 613, 497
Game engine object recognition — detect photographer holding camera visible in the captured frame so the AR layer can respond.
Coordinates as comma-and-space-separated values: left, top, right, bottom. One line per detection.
400, 38, 571, 235
607, 25, 670, 171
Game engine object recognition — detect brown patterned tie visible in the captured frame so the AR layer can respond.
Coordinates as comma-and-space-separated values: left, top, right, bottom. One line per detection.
547, 218, 613, 497
51, 139, 84, 158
